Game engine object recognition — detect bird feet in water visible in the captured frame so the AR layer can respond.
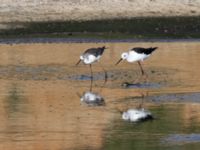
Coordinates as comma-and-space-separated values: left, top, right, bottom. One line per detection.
104, 72, 108, 83
121, 82, 132, 87
132, 74, 149, 84
121, 75, 149, 88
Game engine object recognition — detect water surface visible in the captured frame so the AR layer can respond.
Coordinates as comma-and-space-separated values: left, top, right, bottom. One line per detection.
0, 41, 200, 149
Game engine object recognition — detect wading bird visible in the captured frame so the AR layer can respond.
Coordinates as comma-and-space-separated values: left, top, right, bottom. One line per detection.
76, 46, 108, 83
115, 47, 157, 83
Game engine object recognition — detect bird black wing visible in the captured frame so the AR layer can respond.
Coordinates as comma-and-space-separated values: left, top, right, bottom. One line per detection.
84, 47, 105, 57
131, 47, 158, 55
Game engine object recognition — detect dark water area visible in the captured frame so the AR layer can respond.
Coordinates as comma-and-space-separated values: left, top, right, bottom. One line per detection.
1, 16, 200, 39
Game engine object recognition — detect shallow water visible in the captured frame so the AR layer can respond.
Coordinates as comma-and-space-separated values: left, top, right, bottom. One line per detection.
0, 41, 200, 149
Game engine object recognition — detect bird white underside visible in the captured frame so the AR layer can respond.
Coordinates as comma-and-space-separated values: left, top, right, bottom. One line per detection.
83, 55, 101, 65
127, 51, 150, 62
122, 108, 151, 122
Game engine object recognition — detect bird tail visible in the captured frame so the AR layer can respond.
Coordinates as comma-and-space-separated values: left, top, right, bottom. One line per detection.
150, 47, 158, 52
146, 47, 158, 55
101, 46, 106, 49
98, 46, 106, 55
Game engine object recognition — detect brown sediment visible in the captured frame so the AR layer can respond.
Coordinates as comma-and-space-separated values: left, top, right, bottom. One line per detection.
1, 0, 200, 23
1, 0, 200, 31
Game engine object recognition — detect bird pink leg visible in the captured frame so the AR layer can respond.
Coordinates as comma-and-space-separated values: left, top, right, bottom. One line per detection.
99, 62, 108, 83
134, 61, 148, 83
138, 61, 145, 75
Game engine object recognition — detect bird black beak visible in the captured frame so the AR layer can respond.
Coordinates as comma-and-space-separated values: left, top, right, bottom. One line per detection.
115, 58, 123, 65
76, 59, 81, 66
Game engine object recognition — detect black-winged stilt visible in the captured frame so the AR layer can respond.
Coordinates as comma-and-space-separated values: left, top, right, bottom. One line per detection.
76, 46, 108, 83
115, 47, 157, 82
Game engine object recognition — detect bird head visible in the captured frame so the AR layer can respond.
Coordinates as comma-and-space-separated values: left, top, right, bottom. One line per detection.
115, 52, 128, 65
75, 55, 84, 66
121, 52, 128, 59
101, 46, 109, 49
80, 55, 84, 60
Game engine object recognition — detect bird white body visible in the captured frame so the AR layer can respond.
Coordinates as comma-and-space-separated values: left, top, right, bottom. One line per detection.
122, 108, 152, 122
123, 51, 150, 63
81, 55, 101, 65
115, 47, 157, 80
76, 46, 107, 81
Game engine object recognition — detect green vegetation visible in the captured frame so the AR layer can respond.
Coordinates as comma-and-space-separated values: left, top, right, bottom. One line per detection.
0, 16, 200, 39
103, 104, 200, 150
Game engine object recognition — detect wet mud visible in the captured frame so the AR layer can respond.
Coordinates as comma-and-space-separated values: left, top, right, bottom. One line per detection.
0, 41, 200, 149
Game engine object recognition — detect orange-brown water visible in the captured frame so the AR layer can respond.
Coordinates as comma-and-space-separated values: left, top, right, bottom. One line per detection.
0, 42, 200, 150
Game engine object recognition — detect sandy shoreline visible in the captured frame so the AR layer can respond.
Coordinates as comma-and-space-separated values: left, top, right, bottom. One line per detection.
1, 0, 200, 25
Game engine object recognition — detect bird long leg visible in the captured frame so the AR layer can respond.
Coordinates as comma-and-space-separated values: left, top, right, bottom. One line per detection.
89, 64, 93, 91
99, 62, 108, 84
130, 61, 148, 84
137, 61, 148, 82
99, 68, 107, 93
138, 61, 145, 75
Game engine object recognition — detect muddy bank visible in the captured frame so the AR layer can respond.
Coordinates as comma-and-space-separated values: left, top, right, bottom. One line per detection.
1, 0, 200, 24
1, 0, 200, 37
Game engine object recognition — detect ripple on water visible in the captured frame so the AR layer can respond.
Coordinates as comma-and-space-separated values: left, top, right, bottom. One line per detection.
149, 92, 200, 103
162, 134, 200, 145
122, 82, 163, 89
68, 72, 108, 81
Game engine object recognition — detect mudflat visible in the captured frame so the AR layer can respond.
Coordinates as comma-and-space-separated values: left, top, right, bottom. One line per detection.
1, 0, 200, 23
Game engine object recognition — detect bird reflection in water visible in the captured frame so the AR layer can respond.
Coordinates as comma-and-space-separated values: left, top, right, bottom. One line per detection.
80, 91, 105, 106
78, 74, 106, 106
122, 108, 153, 122
120, 92, 153, 122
